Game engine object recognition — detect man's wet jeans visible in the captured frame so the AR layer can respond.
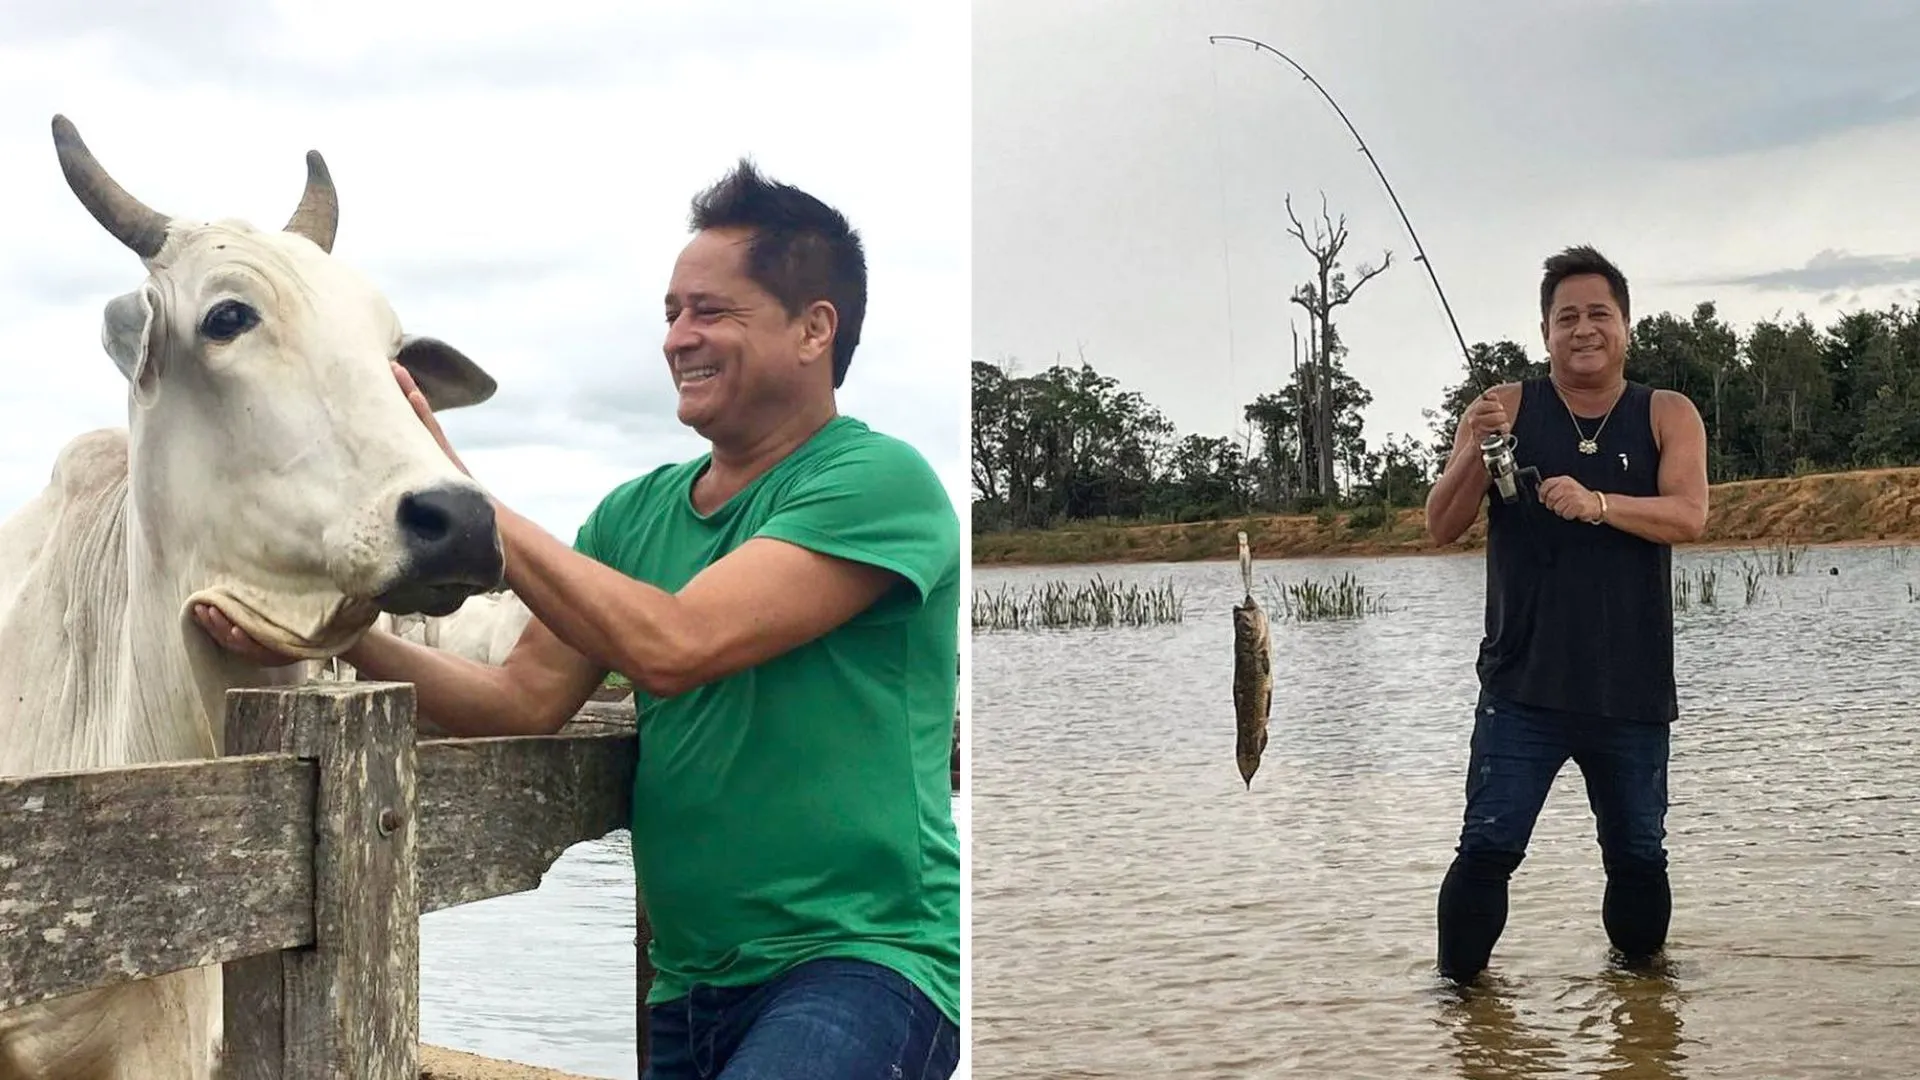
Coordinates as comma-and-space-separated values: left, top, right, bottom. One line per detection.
1436, 691, 1672, 983
643, 957, 959, 1079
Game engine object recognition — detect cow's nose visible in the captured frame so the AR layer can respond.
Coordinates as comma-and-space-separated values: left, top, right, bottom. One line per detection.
396, 485, 502, 587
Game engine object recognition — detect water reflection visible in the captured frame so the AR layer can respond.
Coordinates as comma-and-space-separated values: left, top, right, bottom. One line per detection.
1436, 973, 1567, 1079
972, 544, 1920, 1079
1436, 966, 1687, 1080
1578, 968, 1687, 1080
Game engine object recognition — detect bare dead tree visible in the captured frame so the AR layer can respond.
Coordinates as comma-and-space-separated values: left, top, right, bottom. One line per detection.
1292, 323, 1310, 496
1285, 191, 1392, 497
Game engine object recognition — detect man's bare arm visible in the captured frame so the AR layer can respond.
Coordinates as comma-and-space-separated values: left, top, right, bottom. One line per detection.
1426, 441, 1492, 546
1426, 382, 1519, 545
495, 503, 898, 700
1592, 390, 1710, 545
342, 613, 607, 737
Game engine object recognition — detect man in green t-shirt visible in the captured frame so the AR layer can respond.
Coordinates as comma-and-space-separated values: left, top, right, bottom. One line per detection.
194, 160, 961, 1079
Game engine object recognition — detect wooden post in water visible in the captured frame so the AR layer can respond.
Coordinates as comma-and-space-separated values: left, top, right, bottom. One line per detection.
221, 682, 419, 1080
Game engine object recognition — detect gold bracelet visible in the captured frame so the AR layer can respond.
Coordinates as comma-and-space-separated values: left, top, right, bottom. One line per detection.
1589, 491, 1609, 525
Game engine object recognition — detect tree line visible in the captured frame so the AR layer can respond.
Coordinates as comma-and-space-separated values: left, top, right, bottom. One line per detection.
972, 300, 1920, 532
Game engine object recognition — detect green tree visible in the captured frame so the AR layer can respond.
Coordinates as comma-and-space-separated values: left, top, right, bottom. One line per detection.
1740, 316, 1832, 475
1846, 306, 1920, 466
1423, 339, 1547, 462
1158, 434, 1253, 521
973, 300, 1920, 535
1355, 433, 1433, 508
1623, 302, 1741, 479
1244, 389, 1305, 506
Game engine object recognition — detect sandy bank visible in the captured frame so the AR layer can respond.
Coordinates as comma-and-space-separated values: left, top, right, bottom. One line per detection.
973, 466, 1920, 567
421, 1044, 607, 1080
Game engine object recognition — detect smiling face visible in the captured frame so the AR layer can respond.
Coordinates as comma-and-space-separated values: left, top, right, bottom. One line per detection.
661, 226, 837, 444
114, 224, 504, 656
1541, 272, 1628, 383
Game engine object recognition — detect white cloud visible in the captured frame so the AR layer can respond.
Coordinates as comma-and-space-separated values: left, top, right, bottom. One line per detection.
0, 0, 969, 540
973, 0, 1920, 459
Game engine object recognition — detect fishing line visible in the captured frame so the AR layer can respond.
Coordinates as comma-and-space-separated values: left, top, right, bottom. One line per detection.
1207, 34, 1475, 372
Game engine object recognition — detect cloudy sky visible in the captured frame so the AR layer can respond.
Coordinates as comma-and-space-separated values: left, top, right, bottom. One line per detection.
0, 0, 968, 543
974, 0, 1920, 464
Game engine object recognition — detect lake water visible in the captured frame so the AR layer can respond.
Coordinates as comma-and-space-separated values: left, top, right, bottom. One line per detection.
422, 835, 639, 1078
970, 543, 1920, 1079
418, 800, 977, 1080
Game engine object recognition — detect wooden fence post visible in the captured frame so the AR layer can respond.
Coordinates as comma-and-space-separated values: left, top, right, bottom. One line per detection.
220, 682, 419, 1080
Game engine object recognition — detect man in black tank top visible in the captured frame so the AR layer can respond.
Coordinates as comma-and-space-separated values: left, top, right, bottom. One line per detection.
1421, 246, 1709, 985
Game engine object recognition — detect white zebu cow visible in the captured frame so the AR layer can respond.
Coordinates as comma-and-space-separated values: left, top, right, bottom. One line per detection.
0, 116, 505, 1080
314, 588, 532, 680
387, 589, 532, 666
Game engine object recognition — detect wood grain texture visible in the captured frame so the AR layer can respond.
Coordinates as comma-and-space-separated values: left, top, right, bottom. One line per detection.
219, 682, 420, 1080
556, 699, 638, 737
222, 686, 306, 1080
7, 679, 941, 1077
550, 696, 962, 793
305, 682, 419, 1079
414, 732, 635, 914
0, 754, 314, 1011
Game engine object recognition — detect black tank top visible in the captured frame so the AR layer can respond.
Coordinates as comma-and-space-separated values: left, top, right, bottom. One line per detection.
1477, 377, 1678, 724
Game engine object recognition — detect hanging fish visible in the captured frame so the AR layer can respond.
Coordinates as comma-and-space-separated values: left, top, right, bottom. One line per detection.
1232, 531, 1272, 789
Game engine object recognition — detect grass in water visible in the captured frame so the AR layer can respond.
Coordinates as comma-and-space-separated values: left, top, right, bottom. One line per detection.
1263, 571, 1391, 622
1740, 542, 1807, 575
1673, 566, 1721, 610
1723, 544, 1811, 608
972, 575, 1185, 631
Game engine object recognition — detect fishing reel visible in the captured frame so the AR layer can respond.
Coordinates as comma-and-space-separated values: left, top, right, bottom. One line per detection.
1480, 432, 1541, 505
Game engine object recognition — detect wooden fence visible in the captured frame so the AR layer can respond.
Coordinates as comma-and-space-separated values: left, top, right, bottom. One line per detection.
0, 682, 961, 1078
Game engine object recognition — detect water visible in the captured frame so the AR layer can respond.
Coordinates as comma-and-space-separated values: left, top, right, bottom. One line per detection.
970, 543, 1920, 1079
422, 835, 639, 1079
415, 803, 979, 1080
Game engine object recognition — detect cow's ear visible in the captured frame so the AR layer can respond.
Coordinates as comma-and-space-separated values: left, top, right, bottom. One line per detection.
101, 285, 164, 406
395, 335, 496, 412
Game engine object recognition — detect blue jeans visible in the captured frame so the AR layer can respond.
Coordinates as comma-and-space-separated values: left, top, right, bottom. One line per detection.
1436, 690, 1672, 981
642, 957, 959, 1080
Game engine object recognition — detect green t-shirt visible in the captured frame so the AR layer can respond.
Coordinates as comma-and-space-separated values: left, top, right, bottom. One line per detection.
572, 415, 960, 1022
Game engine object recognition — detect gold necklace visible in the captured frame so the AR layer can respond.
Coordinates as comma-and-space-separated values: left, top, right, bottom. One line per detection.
1554, 381, 1623, 455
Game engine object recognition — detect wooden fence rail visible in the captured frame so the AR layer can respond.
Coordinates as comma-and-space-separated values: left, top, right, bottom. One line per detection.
1, 682, 634, 1079
2, 681, 961, 1078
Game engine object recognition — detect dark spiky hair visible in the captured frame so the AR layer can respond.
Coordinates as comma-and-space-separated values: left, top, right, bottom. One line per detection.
1539, 245, 1630, 323
689, 158, 867, 388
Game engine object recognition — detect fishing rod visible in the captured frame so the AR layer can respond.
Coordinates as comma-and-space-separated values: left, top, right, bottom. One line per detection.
1207, 33, 1474, 371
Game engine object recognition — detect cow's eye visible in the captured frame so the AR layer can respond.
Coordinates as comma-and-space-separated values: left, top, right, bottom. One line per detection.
200, 300, 260, 342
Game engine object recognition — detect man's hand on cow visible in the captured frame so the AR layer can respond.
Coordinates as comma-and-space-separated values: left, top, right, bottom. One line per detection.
392, 361, 471, 476
190, 604, 306, 667
1538, 475, 1603, 522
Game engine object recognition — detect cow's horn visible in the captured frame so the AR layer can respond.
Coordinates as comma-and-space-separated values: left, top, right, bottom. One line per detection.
284, 151, 338, 254
49, 115, 172, 260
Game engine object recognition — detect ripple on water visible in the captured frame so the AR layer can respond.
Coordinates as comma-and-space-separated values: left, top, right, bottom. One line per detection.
421, 834, 638, 1079
972, 546, 1920, 1079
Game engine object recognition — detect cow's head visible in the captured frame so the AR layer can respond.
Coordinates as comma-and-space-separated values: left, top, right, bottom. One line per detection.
50, 115, 505, 659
